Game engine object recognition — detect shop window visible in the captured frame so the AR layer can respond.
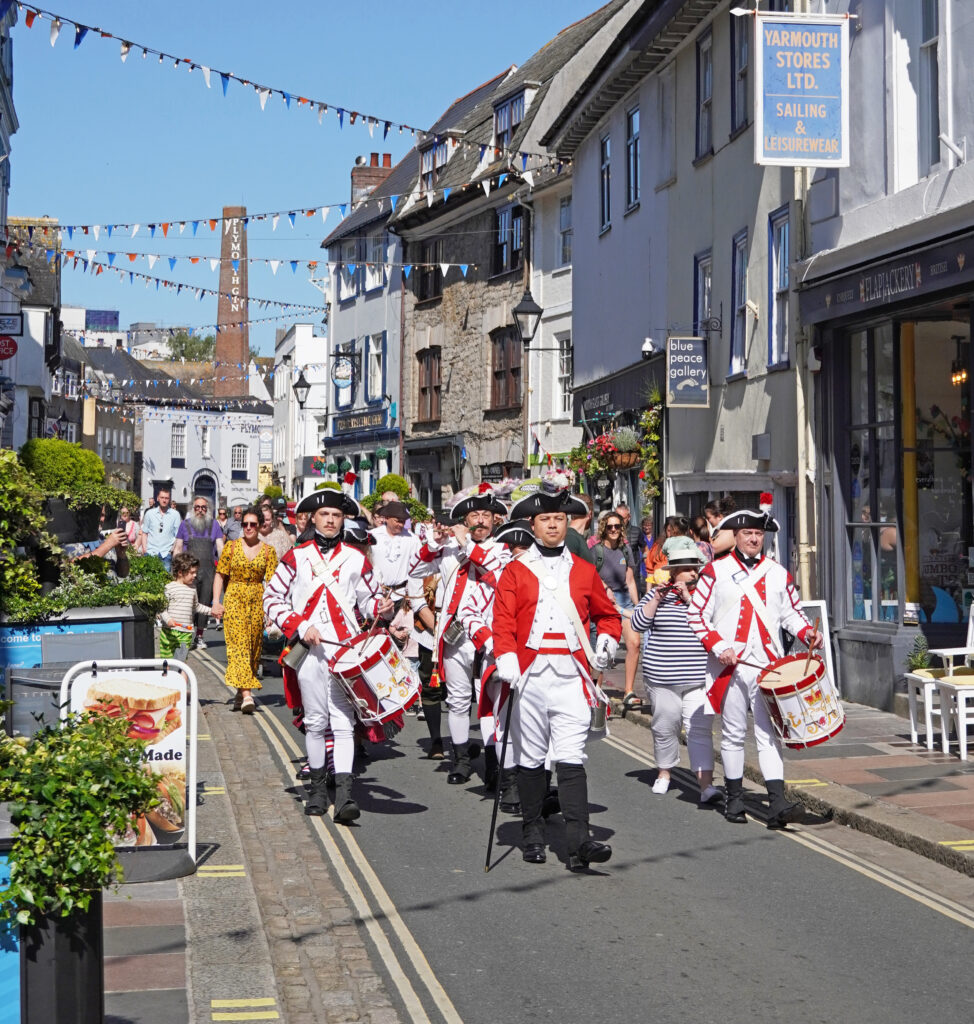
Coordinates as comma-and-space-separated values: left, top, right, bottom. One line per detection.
231, 443, 249, 481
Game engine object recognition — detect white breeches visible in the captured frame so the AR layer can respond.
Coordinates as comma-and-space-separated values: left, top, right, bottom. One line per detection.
720, 671, 783, 780
442, 638, 484, 745
298, 647, 357, 774
646, 683, 714, 772
512, 658, 590, 768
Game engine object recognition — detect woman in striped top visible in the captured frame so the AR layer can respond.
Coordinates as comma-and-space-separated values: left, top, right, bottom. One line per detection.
630, 536, 718, 804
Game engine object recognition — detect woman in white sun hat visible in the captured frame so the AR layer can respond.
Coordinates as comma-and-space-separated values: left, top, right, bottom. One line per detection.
630, 535, 718, 804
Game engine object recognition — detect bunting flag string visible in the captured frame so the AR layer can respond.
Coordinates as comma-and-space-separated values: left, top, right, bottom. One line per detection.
63, 309, 324, 346
34, 245, 477, 275
1, 157, 566, 242
58, 253, 325, 315
17, 3, 569, 170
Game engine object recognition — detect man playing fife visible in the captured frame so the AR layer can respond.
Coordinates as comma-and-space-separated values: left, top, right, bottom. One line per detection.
687, 509, 823, 828
409, 486, 508, 786
492, 488, 621, 872
264, 490, 394, 823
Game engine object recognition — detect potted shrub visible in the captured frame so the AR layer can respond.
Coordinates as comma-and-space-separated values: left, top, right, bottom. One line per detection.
607, 426, 641, 469
0, 705, 159, 1023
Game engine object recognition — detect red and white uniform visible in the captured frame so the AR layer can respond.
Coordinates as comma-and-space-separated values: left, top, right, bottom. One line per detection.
492, 547, 621, 768
264, 539, 387, 774
408, 534, 508, 745
687, 550, 814, 780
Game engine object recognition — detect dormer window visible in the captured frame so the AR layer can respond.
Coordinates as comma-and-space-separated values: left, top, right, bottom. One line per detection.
420, 138, 450, 192
494, 92, 525, 151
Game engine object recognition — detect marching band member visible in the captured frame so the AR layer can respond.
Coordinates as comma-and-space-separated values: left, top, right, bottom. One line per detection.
264, 490, 394, 824
686, 509, 823, 828
408, 486, 508, 786
492, 489, 621, 872
458, 519, 536, 813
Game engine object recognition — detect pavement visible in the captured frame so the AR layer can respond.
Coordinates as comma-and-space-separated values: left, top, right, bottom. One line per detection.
95, 629, 974, 1022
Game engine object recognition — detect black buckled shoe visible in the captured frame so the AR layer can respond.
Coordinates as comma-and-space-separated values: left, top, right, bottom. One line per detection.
766, 780, 802, 829
567, 840, 612, 873
522, 843, 546, 864
724, 777, 748, 824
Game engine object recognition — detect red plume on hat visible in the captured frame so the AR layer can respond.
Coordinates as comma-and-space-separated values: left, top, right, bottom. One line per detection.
478, 482, 493, 494
760, 491, 773, 512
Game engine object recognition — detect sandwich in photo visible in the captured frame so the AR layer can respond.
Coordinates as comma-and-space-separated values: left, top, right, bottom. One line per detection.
85, 678, 182, 744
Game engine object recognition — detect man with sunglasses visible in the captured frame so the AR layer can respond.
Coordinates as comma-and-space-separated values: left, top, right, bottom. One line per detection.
140, 487, 182, 572
173, 496, 225, 650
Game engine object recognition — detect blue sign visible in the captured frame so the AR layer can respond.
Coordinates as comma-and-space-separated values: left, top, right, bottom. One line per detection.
0, 621, 123, 670
666, 336, 709, 409
0, 854, 19, 1024
754, 15, 849, 167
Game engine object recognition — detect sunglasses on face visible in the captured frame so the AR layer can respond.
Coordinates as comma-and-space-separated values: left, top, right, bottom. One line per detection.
607, 524, 622, 531
243, 521, 259, 528
194, 504, 207, 511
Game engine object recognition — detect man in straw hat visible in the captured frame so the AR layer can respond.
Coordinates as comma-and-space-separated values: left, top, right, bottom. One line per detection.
492, 486, 621, 872
264, 489, 394, 824
686, 508, 823, 828
408, 485, 509, 786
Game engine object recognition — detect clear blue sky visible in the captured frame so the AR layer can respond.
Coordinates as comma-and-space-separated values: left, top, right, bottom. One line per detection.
8, 1, 602, 354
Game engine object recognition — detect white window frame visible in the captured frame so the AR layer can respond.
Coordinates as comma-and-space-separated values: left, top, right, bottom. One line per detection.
96, 426, 103, 458
366, 334, 384, 403
599, 134, 611, 231
65, 372, 79, 399
200, 424, 211, 458
231, 443, 249, 474
65, 422, 78, 443
626, 107, 640, 208
365, 232, 385, 291
51, 370, 63, 395
493, 92, 525, 151
171, 421, 186, 462
769, 208, 790, 367
730, 230, 749, 377
697, 31, 713, 158
559, 196, 573, 267
918, 0, 941, 177
556, 334, 573, 419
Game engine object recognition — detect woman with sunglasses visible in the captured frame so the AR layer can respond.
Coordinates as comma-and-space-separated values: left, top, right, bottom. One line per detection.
211, 506, 278, 714
592, 513, 641, 708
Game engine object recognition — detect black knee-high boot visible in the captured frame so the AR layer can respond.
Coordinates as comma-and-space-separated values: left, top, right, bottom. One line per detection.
557, 763, 611, 871
448, 742, 474, 784
483, 745, 499, 791
518, 765, 547, 855
333, 773, 360, 825
766, 779, 801, 829
304, 767, 329, 816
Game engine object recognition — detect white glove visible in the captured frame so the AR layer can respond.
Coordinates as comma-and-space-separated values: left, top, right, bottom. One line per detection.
594, 634, 618, 671
482, 635, 494, 658
494, 652, 521, 686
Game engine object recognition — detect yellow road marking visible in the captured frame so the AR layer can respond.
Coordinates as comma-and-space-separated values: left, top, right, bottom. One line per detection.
786, 778, 828, 787
211, 1014, 279, 1022
255, 695, 463, 1024
212, 999, 278, 1007
198, 734, 211, 740
198, 864, 246, 877
939, 839, 974, 849
203, 786, 226, 794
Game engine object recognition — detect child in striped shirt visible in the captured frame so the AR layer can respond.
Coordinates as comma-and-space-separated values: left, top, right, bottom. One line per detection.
160, 553, 211, 658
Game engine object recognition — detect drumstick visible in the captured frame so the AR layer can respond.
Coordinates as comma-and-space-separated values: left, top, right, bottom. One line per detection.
804, 617, 820, 674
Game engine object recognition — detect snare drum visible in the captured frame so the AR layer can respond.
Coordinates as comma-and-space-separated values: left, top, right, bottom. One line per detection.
328, 632, 420, 725
757, 653, 844, 749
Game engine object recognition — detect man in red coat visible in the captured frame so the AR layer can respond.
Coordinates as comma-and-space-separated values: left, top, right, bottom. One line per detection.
492, 489, 622, 872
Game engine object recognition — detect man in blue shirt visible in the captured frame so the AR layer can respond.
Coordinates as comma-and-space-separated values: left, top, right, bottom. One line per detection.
140, 487, 182, 572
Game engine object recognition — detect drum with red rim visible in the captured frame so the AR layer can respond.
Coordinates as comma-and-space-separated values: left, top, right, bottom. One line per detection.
328, 631, 420, 725
757, 653, 844, 749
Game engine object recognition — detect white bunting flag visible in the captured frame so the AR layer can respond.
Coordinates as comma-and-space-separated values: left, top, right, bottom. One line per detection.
201, 66, 211, 89
86, 249, 95, 262
258, 88, 270, 110
271, 214, 279, 231
147, 254, 158, 269
210, 259, 219, 271
92, 225, 100, 241
131, 224, 140, 238
269, 260, 280, 275
50, 19, 61, 47
522, 171, 535, 188
439, 263, 449, 278
120, 41, 131, 62
482, 180, 491, 196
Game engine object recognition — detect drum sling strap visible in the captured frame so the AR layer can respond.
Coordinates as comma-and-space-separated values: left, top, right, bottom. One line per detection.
307, 544, 357, 632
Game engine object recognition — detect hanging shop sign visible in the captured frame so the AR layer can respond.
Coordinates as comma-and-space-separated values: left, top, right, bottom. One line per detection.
753, 13, 850, 167
331, 355, 355, 389
0, 336, 18, 360
0, 313, 23, 336
666, 336, 709, 408
334, 410, 385, 434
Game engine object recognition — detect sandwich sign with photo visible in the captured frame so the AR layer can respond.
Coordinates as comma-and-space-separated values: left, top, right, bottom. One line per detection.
61, 659, 198, 864
752, 13, 850, 168
666, 336, 709, 408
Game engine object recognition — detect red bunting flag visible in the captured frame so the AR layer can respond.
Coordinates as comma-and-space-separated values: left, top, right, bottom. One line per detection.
25, 10, 36, 28
208, 219, 217, 231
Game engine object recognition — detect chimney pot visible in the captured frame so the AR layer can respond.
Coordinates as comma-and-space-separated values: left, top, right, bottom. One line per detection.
383, 153, 392, 168
370, 153, 379, 167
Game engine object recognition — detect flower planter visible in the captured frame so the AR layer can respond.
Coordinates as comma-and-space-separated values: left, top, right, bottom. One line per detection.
20, 891, 104, 1024
608, 452, 639, 470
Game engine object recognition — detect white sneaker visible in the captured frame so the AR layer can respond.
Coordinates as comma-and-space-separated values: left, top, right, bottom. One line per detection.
195, 637, 207, 650
699, 785, 721, 805
652, 776, 670, 795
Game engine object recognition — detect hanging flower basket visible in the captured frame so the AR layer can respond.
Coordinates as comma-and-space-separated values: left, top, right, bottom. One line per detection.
338, 459, 352, 472
359, 457, 372, 470
375, 447, 390, 460
608, 451, 639, 470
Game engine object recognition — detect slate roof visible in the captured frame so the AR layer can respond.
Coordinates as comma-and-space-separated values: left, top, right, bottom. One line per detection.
388, 1, 626, 229
6, 218, 60, 308
321, 68, 512, 250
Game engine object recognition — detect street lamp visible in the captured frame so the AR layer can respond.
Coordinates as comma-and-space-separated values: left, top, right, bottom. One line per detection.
512, 288, 543, 347
292, 370, 311, 409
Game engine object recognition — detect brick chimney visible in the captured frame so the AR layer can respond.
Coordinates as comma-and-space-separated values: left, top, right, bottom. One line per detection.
351, 153, 394, 208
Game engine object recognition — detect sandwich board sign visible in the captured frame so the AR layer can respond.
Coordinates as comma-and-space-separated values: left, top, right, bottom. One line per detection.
60, 659, 198, 871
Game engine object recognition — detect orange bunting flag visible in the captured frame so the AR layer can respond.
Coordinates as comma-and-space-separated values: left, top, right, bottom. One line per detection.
128, 253, 136, 262
190, 257, 199, 264
209, 219, 217, 231
25, 11, 36, 28
161, 223, 170, 237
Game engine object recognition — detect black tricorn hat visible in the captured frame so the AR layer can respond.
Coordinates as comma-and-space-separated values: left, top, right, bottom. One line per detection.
343, 516, 376, 544
296, 489, 360, 518
450, 492, 508, 521
509, 490, 587, 520
717, 509, 780, 533
493, 519, 535, 549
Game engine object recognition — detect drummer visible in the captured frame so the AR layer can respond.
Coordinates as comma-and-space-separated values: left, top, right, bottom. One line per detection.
686, 509, 823, 828
264, 490, 394, 824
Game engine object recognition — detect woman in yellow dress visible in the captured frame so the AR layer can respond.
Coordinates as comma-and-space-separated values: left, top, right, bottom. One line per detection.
211, 506, 278, 713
